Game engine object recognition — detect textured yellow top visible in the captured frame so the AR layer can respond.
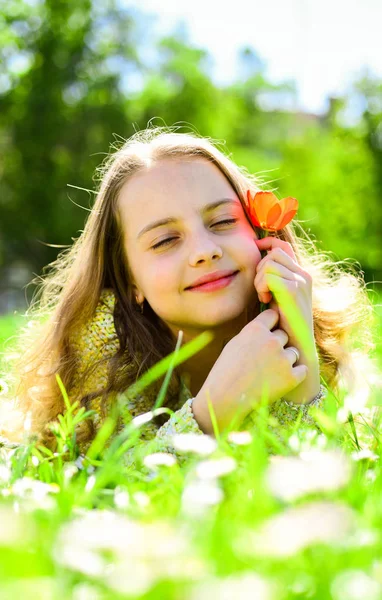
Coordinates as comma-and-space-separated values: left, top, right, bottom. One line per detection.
68, 289, 323, 467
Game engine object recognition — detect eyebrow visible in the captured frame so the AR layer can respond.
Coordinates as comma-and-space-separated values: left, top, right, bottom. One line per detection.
137, 198, 241, 240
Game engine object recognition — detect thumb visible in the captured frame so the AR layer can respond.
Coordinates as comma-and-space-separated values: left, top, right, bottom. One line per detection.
293, 364, 308, 386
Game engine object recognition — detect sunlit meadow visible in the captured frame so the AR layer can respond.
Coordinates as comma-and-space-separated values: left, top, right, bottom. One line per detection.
0, 301, 381, 600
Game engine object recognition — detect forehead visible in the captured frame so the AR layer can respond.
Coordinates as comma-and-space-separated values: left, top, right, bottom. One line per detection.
117, 158, 237, 236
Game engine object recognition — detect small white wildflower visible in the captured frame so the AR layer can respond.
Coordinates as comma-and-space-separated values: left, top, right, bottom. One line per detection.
266, 450, 351, 502
159, 555, 208, 581
338, 528, 378, 549
172, 433, 217, 455
132, 412, 154, 427
55, 545, 106, 577
237, 501, 355, 558
316, 433, 328, 448
305, 429, 319, 442
10, 478, 59, 512
288, 434, 300, 451
227, 431, 253, 445
182, 480, 223, 515
337, 407, 349, 423
133, 491, 150, 507
366, 469, 377, 483
189, 571, 275, 600
54, 509, 196, 594
105, 560, 156, 596
12, 478, 60, 499
143, 452, 177, 469
195, 457, 237, 480
351, 448, 379, 462
343, 381, 372, 414
85, 475, 96, 492
72, 582, 103, 600
0, 464, 11, 483
31, 455, 39, 467
114, 487, 130, 510
331, 569, 381, 600
63, 463, 79, 484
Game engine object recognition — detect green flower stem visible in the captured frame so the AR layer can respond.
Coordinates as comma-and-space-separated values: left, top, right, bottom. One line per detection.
259, 227, 271, 313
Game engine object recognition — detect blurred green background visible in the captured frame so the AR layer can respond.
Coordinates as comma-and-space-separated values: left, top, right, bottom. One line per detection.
0, 0, 381, 319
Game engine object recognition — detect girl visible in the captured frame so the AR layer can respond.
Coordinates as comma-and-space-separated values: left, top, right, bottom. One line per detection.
0, 127, 377, 464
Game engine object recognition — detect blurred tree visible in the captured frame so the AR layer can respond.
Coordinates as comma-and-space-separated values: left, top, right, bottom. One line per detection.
0, 0, 142, 275
127, 34, 219, 137
0, 0, 380, 306
277, 80, 381, 282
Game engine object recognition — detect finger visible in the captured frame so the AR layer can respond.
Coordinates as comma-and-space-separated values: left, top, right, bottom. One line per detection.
255, 259, 298, 283
292, 364, 308, 386
255, 263, 303, 302
250, 308, 279, 330
254, 269, 276, 304
284, 347, 299, 365
256, 247, 303, 276
255, 237, 296, 261
271, 328, 289, 346
255, 272, 301, 304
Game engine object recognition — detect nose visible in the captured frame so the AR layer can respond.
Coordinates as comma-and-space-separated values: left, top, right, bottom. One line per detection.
188, 230, 223, 265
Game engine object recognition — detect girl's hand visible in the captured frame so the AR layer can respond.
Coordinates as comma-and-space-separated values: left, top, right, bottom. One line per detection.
254, 237, 320, 404
192, 309, 308, 435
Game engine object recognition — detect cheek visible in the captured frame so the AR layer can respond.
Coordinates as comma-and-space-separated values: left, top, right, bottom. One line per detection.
241, 235, 262, 274
143, 260, 177, 293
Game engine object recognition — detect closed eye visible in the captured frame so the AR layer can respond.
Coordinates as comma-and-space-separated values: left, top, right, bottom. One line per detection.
151, 219, 238, 250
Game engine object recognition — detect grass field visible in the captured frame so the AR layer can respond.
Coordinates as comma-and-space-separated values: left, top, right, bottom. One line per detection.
0, 304, 381, 600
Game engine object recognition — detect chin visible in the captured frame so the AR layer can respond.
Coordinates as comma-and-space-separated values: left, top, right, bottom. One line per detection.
193, 305, 245, 325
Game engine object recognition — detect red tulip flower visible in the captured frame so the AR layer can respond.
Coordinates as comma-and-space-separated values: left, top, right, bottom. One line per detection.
246, 190, 299, 232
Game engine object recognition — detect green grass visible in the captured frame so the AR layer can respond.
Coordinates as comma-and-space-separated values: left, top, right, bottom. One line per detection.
0, 312, 28, 377
0, 308, 381, 600
0, 312, 25, 347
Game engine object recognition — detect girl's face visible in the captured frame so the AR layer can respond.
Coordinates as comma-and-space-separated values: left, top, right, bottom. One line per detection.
118, 157, 262, 337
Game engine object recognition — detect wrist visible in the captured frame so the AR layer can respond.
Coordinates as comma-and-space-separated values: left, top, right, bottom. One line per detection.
190, 394, 214, 436
284, 383, 326, 408
281, 371, 321, 405
191, 390, 249, 437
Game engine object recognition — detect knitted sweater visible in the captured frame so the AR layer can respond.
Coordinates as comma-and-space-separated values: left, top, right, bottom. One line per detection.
68, 289, 324, 467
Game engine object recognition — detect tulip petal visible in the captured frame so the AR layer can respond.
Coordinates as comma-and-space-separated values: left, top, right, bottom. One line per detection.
255, 192, 278, 225
266, 202, 283, 228
246, 190, 298, 231
280, 196, 299, 215
275, 209, 298, 229
247, 190, 261, 227
249, 209, 261, 228
272, 197, 299, 229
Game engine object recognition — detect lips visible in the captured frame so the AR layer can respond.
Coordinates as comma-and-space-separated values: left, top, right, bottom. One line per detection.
186, 270, 239, 290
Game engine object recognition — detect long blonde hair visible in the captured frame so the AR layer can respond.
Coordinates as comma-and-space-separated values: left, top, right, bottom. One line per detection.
0, 126, 378, 448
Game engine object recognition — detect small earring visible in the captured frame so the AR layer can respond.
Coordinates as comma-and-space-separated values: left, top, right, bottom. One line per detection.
135, 296, 144, 314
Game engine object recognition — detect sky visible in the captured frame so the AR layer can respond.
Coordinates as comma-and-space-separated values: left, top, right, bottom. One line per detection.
122, 0, 382, 116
